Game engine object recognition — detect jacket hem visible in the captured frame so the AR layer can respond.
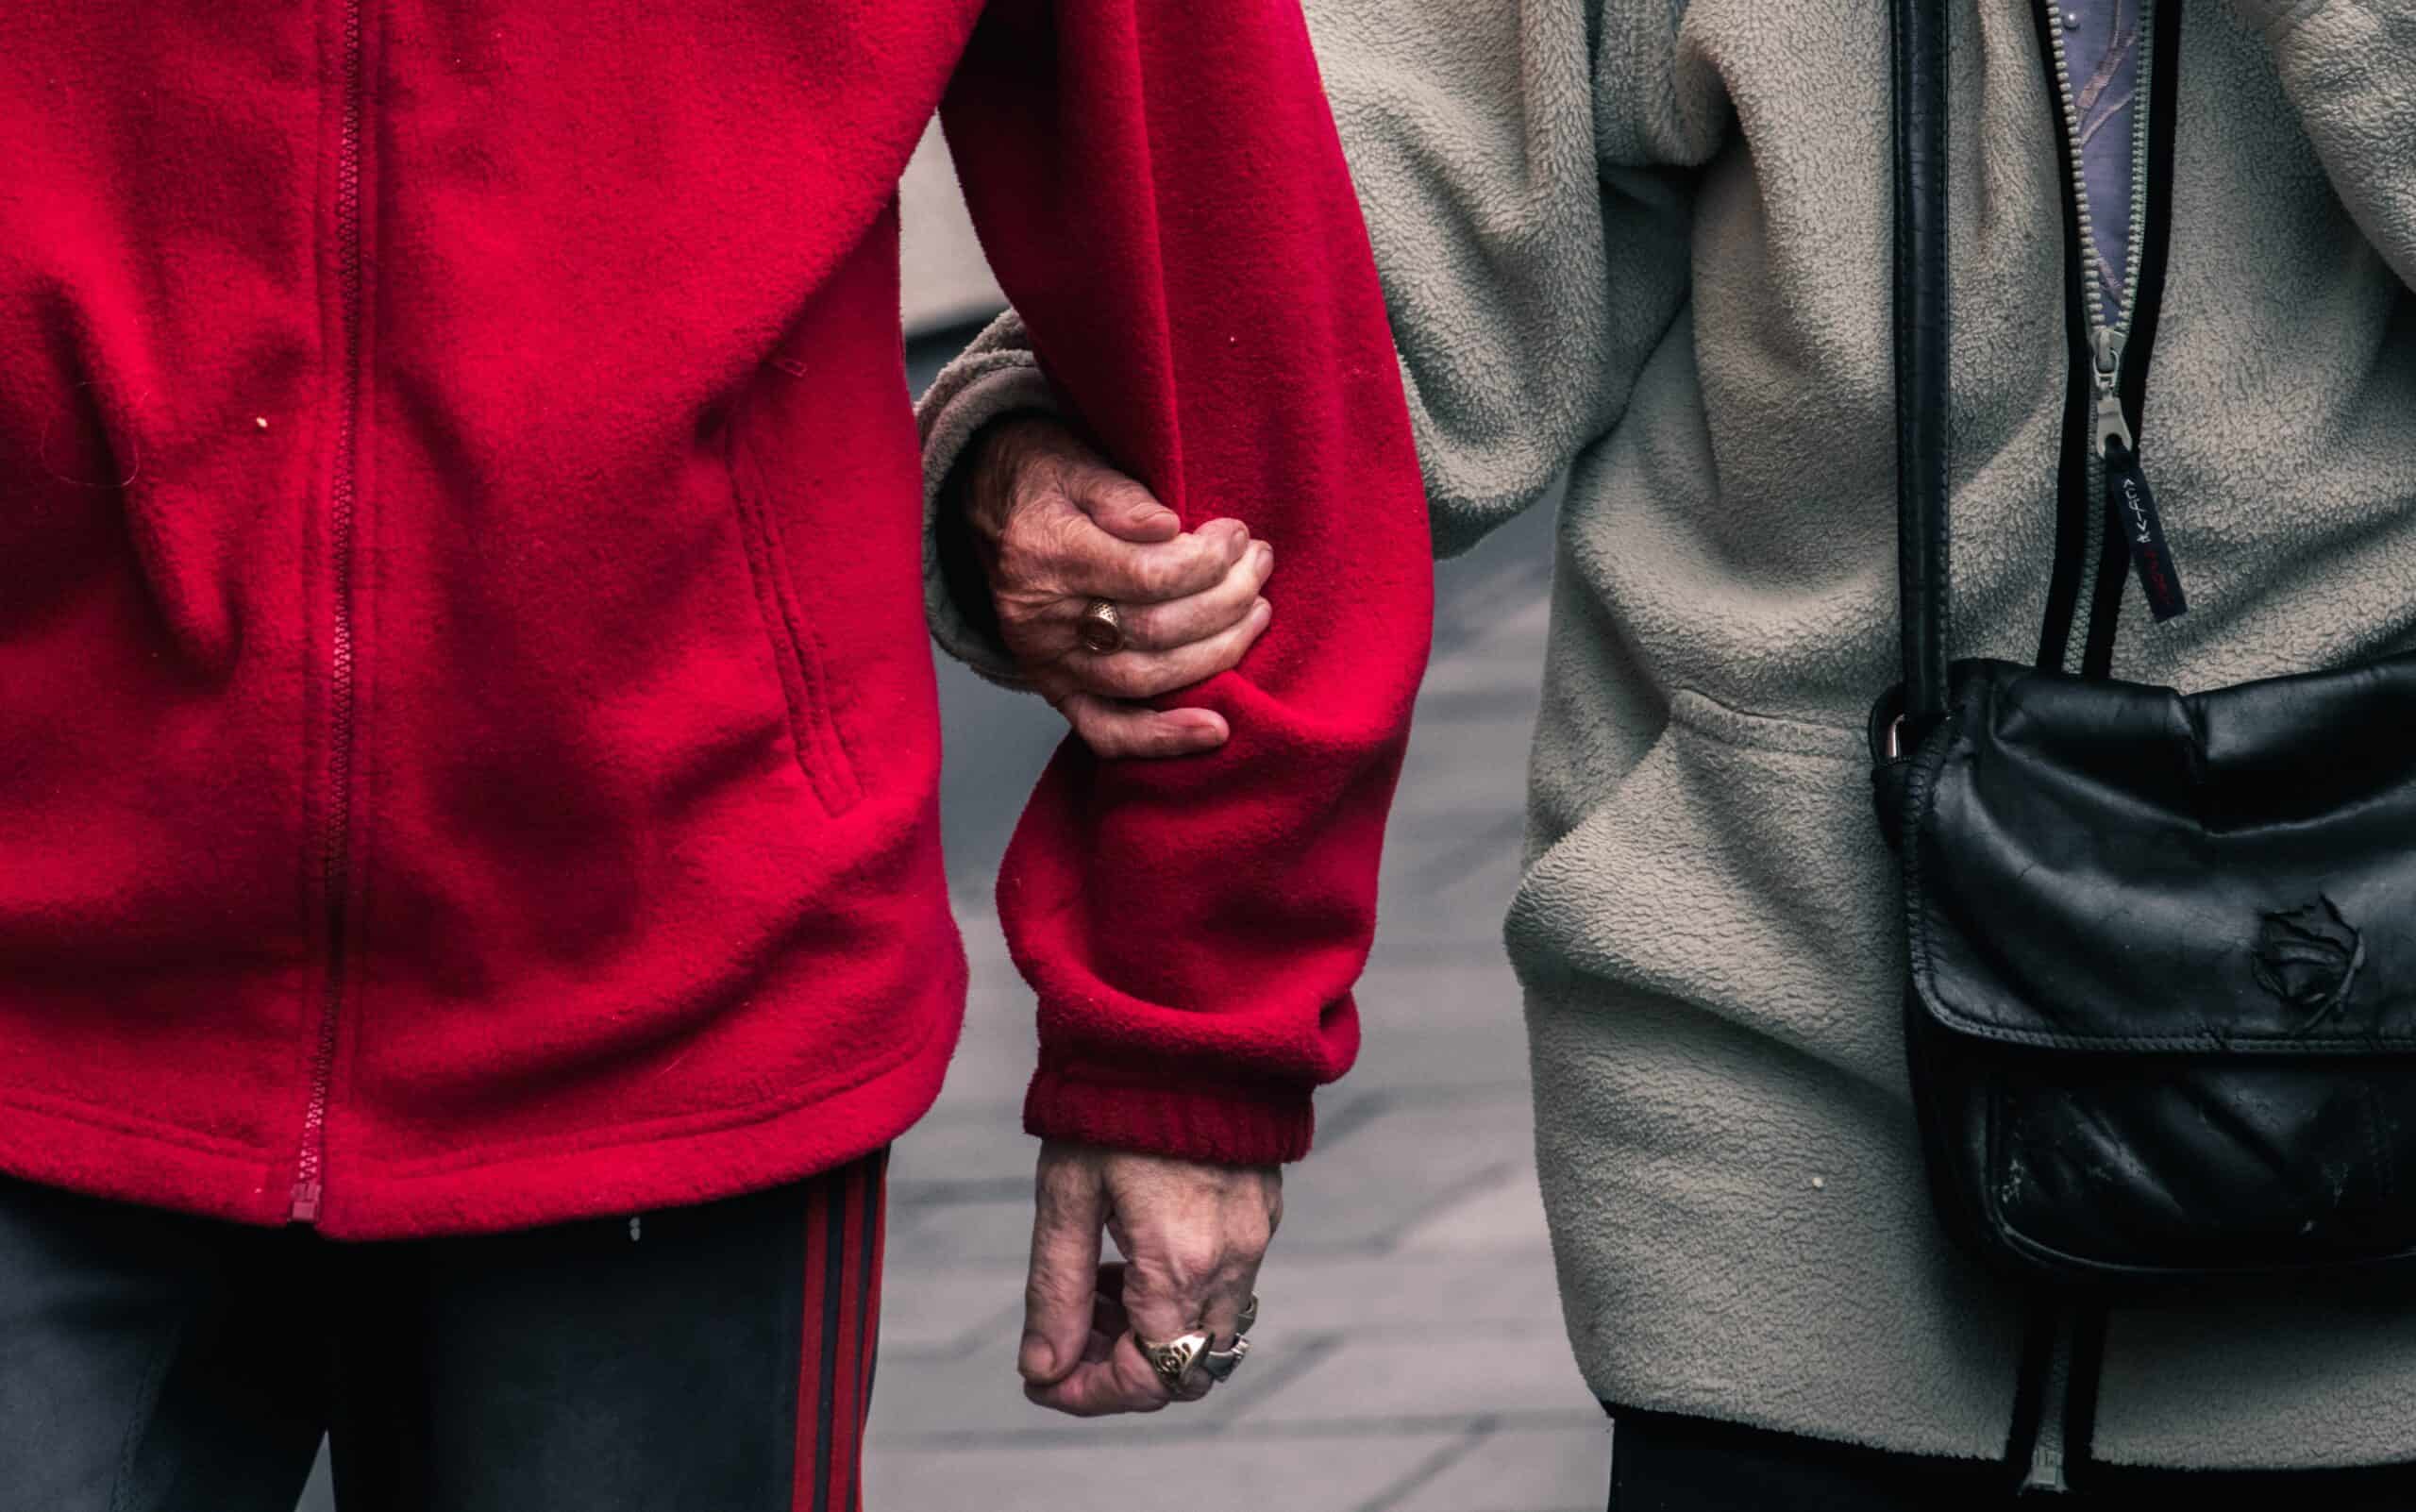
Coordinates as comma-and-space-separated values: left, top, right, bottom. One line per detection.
0, 975, 962, 1240
1600, 1400, 2022, 1477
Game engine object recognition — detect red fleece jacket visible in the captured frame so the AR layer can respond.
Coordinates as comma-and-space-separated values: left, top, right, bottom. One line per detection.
0, 0, 1429, 1237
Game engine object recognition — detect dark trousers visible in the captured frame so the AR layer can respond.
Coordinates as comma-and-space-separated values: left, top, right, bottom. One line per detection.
1609, 1407, 2416, 1510
0, 1151, 887, 1512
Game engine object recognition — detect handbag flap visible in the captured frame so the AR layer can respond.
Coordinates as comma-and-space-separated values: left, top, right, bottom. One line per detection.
1904, 655, 2416, 1052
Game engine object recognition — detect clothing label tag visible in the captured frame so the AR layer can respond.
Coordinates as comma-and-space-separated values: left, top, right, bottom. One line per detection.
2105, 442, 2187, 622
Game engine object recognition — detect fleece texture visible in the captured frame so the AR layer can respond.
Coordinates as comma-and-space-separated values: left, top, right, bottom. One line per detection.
0, 0, 1427, 1238
917, 0, 2416, 1475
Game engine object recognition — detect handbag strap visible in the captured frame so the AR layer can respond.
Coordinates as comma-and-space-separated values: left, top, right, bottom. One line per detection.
1891, 0, 1952, 736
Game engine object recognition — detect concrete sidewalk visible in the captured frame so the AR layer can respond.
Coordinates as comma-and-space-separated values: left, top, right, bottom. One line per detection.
871, 505, 1607, 1512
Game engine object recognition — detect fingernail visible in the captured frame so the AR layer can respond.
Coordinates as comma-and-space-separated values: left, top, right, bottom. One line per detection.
1253, 541, 1274, 570
1018, 1332, 1056, 1381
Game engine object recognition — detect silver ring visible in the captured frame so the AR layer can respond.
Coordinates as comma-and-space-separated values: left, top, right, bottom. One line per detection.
1200, 1334, 1250, 1382
1077, 598, 1125, 654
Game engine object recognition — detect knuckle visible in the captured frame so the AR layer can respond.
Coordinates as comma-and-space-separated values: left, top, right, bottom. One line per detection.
1115, 604, 1169, 650
1230, 1213, 1274, 1258
1164, 1237, 1223, 1290
1091, 660, 1151, 700
1113, 661, 1180, 699
1131, 551, 1186, 600
1203, 637, 1250, 676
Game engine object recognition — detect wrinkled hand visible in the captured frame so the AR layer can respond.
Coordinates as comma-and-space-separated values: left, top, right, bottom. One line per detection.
1019, 1140, 1282, 1416
962, 416, 1274, 758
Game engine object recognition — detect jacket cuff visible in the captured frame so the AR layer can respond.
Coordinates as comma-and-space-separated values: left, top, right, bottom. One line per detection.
917, 345, 1065, 687
1023, 1064, 1317, 1165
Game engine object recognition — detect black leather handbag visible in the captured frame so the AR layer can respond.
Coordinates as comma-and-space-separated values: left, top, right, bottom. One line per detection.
1869, 0, 2416, 1290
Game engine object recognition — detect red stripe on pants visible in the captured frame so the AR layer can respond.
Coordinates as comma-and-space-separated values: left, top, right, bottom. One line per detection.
794, 1149, 888, 1512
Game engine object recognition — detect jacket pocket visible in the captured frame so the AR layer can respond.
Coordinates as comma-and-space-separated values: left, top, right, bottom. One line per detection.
724, 430, 864, 817
1505, 691, 1904, 1078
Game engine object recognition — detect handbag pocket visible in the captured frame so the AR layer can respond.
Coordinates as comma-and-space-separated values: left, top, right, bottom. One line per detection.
1886, 653, 2416, 1288
1995, 1051, 2412, 1271
1909, 1002, 2416, 1284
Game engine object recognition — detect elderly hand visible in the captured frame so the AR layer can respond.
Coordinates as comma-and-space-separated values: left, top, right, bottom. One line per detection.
960, 416, 1275, 758
1018, 1141, 1281, 1416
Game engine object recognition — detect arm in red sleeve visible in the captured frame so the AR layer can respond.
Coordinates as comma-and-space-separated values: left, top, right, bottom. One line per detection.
939, 0, 1433, 1165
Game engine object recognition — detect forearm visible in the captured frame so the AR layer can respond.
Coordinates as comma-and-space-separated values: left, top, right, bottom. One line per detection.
944, 0, 1433, 1164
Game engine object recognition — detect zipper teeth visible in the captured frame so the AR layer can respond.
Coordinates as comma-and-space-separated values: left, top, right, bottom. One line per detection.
2040, 2, 2109, 673
296, 0, 365, 1222
2041, 0, 2155, 345
2113, 0, 2154, 340
2040, 12, 2105, 341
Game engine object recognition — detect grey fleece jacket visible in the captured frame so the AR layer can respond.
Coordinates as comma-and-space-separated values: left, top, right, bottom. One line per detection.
918, 0, 2416, 1475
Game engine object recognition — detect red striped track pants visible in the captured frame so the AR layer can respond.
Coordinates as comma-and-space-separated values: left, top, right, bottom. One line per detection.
0, 1149, 892, 1510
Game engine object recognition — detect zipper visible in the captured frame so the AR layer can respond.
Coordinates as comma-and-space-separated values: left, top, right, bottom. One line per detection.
294, 0, 367, 1225
2043, 5, 2153, 361
2037, 0, 2186, 673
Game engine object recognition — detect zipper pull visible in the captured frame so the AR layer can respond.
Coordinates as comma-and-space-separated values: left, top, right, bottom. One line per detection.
290, 1179, 322, 1224
2092, 328, 2134, 457
2104, 440, 2188, 622
2093, 328, 2188, 622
